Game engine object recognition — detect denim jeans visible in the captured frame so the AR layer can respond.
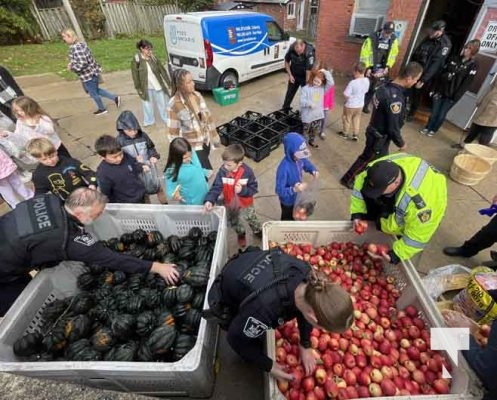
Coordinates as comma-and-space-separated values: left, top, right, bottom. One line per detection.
426, 95, 455, 133
142, 89, 169, 126
82, 75, 116, 111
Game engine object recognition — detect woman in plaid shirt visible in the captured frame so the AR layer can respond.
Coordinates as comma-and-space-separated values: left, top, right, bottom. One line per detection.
167, 69, 220, 170
61, 28, 120, 116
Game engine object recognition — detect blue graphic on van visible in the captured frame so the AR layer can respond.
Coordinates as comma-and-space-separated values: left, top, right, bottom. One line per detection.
202, 16, 271, 56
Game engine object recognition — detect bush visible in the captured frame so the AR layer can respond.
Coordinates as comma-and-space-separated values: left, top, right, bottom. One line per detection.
0, 0, 39, 44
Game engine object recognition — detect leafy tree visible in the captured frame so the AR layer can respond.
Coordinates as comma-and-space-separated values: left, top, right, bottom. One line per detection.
71, 0, 106, 39
141, 0, 213, 11
0, 0, 39, 44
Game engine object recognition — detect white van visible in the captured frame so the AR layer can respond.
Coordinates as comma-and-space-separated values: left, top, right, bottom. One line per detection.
163, 11, 295, 90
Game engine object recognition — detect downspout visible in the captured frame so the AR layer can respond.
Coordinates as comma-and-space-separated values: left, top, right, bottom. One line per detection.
404, 0, 431, 64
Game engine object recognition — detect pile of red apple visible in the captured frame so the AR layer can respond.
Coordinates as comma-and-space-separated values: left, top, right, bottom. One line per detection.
272, 241, 452, 399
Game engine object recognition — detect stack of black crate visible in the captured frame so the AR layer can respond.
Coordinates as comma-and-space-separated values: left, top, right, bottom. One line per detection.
217, 109, 303, 162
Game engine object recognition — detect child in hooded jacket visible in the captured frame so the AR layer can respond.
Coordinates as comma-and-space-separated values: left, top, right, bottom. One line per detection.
276, 132, 319, 220
116, 110, 166, 203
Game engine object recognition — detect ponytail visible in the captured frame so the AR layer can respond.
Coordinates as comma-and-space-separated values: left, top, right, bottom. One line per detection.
305, 271, 353, 333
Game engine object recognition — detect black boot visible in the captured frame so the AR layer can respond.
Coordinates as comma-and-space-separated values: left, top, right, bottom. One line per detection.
443, 247, 472, 257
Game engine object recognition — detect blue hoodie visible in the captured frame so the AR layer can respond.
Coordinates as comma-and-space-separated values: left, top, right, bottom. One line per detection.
276, 133, 317, 206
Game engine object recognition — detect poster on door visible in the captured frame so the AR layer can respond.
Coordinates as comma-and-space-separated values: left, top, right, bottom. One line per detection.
480, 20, 497, 53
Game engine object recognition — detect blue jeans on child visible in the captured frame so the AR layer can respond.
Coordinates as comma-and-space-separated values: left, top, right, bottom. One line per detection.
425, 95, 455, 133
142, 89, 169, 126
82, 75, 117, 111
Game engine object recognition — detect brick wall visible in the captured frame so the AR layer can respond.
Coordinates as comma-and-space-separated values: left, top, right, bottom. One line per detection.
256, 4, 286, 29
316, 0, 423, 75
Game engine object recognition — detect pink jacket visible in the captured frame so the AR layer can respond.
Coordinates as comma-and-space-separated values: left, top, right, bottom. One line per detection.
323, 85, 335, 111
0, 147, 17, 179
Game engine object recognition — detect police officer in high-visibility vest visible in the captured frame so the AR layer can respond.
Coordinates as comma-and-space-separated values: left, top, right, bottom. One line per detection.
340, 62, 423, 189
206, 247, 353, 381
350, 154, 447, 264
360, 21, 400, 114
407, 20, 452, 120
0, 188, 179, 316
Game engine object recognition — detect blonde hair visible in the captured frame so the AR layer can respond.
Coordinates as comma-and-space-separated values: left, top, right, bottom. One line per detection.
305, 271, 354, 333
12, 96, 50, 120
26, 138, 56, 158
464, 39, 481, 57
61, 28, 78, 42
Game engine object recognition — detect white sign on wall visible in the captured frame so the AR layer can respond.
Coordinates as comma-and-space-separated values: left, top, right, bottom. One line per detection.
481, 20, 497, 52
393, 20, 408, 45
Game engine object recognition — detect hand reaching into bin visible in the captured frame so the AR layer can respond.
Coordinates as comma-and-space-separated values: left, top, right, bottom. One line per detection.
151, 262, 180, 285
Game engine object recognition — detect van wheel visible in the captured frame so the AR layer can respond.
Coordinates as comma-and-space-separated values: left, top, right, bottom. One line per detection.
219, 70, 238, 87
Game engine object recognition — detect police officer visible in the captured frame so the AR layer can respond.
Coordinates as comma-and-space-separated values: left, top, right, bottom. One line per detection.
420, 39, 480, 137
282, 39, 316, 110
360, 21, 400, 113
206, 247, 353, 381
350, 153, 447, 264
340, 62, 423, 189
407, 20, 452, 120
0, 188, 179, 316
0, 65, 23, 123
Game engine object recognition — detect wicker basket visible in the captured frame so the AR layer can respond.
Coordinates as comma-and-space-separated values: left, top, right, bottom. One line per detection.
450, 154, 491, 186
462, 143, 497, 166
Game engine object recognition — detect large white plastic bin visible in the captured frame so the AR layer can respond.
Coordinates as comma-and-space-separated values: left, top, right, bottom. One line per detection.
262, 220, 483, 400
0, 204, 228, 398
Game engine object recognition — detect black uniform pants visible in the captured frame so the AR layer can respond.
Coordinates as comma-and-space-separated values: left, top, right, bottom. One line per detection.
458, 214, 497, 257
0, 274, 31, 316
340, 128, 390, 188
282, 78, 306, 109
0, 102, 16, 123
464, 123, 495, 146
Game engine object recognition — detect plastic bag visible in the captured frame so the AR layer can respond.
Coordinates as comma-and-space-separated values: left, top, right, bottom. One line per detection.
422, 264, 472, 300
453, 268, 497, 324
140, 164, 161, 195
293, 180, 319, 221
0, 112, 14, 132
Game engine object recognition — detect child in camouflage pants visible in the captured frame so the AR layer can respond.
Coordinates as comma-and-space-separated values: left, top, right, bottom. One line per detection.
203, 144, 262, 247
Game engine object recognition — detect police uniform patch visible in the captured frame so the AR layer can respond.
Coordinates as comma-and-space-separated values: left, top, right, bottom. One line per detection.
417, 209, 432, 223
74, 233, 96, 246
442, 47, 449, 56
390, 101, 402, 114
243, 317, 269, 338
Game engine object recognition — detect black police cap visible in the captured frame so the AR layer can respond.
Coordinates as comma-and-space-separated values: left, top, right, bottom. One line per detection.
431, 20, 446, 31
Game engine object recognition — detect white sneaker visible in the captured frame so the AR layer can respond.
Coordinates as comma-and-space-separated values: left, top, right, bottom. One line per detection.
319, 132, 326, 140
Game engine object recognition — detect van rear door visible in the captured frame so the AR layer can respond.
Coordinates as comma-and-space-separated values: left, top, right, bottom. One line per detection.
164, 16, 205, 82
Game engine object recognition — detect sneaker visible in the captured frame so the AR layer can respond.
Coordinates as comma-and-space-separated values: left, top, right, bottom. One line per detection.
419, 128, 429, 135
337, 131, 348, 139
93, 109, 108, 116
308, 139, 319, 148
426, 130, 435, 137
238, 234, 247, 248
319, 132, 326, 140
115, 96, 121, 108
350, 134, 359, 141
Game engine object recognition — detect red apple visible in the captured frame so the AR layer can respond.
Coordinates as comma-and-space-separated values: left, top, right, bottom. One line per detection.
412, 369, 426, 384
407, 346, 420, 361
287, 354, 298, 367
357, 386, 370, 398
302, 376, 315, 392
433, 378, 450, 394
333, 363, 344, 377
405, 305, 418, 318
343, 369, 357, 386
370, 368, 383, 383
381, 378, 397, 396
357, 371, 371, 386
315, 367, 327, 385
313, 386, 325, 400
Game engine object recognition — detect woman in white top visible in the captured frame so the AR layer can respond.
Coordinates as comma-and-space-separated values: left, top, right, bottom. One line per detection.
131, 39, 173, 127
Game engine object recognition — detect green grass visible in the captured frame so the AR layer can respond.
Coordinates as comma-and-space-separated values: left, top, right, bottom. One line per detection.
0, 35, 168, 79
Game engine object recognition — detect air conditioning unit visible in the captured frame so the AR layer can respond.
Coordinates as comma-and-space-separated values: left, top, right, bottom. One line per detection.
349, 13, 384, 37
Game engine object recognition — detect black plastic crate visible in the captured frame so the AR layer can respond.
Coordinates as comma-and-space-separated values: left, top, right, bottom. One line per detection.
255, 116, 277, 127
282, 116, 303, 133
243, 135, 272, 162
229, 129, 254, 145
269, 121, 289, 134
229, 116, 250, 128
241, 111, 263, 121
217, 123, 240, 146
243, 121, 265, 134
267, 110, 288, 122
256, 128, 281, 150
